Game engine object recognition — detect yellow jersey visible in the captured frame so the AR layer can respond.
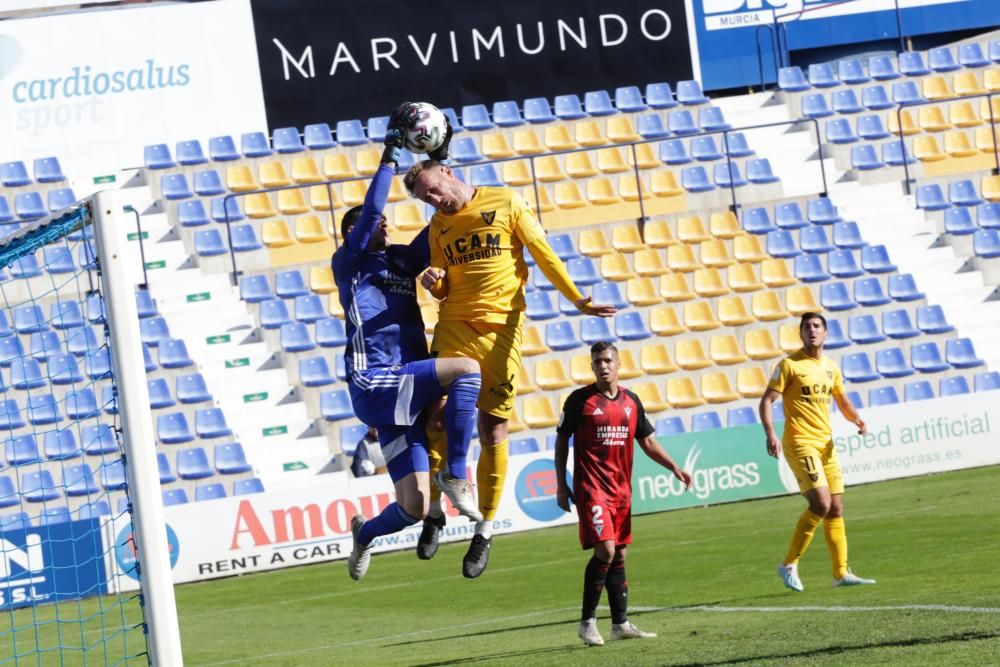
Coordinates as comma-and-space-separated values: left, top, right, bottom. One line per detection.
767, 350, 845, 448
429, 186, 545, 324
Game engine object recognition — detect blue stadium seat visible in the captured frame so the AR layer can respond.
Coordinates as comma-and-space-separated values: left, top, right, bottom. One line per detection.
78, 501, 111, 520
742, 207, 775, 234
293, 294, 326, 323
450, 137, 483, 162
584, 90, 615, 116
11, 358, 45, 390
882, 140, 915, 167
800, 226, 834, 254
807, 63, 838, 88
28, 394, 61, 425
240, 275, 272, 302
832, 89, 862, 114
722, 133, 754, 157
775, 203, 807, 230
876, 347, 914, 378
98, 460, 126, 491
766, 230, 800, 258
1, 513, 30, 530
86, 349, 114, 379
195, 229, 226, 256
275, 270, 309, 298
50, 301, 84, 328
915, 305, 954, 334
727, 407, 758, 427
177, 199, 210, 227
868, 386, 900, 406
591, 282, 627, 310
0, 477, 18, 507
335, 356, 347, 381
899, 51, 931, 76
15, 192, 46, 220
0, 161, 30, 187
637, 114, 669, 139
175, 139, 207, 166
820, 282, 856, 311
861, 245, 896, 273
904, 380, 934, 402
158, 339, 193, 369
802, 93, 833, 118
365, 116, 388, 143
100, 385, 117, 415
335, 120, 367, 146
851, 144, 883, 170
867, 55, 900, 80
808, 197, 841, 225
949, 180, 984, 207
746, 159, 778, 184
660, 140, 691, 165
47, 188, 76, 212
915, 184, 949, 210
778, 66, 809, 92
470, 164, 502, 187
656, 417, 685, 436
824, 319, 850, 349
78, 240, 98, 270
174, 373, 211, 404
82, 425, 116, 456
316, 318, 347, 347
882, 309, 919, 339
280, 322, 316, 353
677, 80, 709, 105
43, 246, 75, 275
911, 342, 949, 373
838, 59, 869, 84
826, 118, 857, 144
9, 254, 42, 279
943, 207, 976, 236
320, 389, 354, 421
975, 371, 1000, 391
855, 277, 891, 306
49, 353, 83, 385
891, 80, 924, 105
958, 43, 988, 68
714, 162, 746, 188
974, 229, 1000, 257
492, 100, 524, 127
549, 233, 577, 260
193, 170, 225, 197
615, 312, 651, 341
195, 483, 227, 502
794, 254, 829, 283
668, 110, 698, 135
510, 437, 541, 455
231, 225, 261, 252
272, 127, 305, 154
0, 398, 24, 431
645, 82, 678, 109
208, 135, 239, 161
691, 411, 722, 432
978, 203, 1000, 229
580, 317, 615, 345
66, 389, 99, 420
545, 321, 583, 351
339, 423, 368, 456
523, 97, 555, 123
461, 104, 495, 129
567, 257, 601, 286
691, 136, 721, 161
22, 470, 60, 502
158, 412, 195, 444
857, 114, 891, 140
526, 291, 558, 320
614, 86, 646, 112
260, 299, 292, 329
842, 352, 879, 382
946, 338, 984, 368
299, 356, 335, 387
66, 326, 99, 356
163, 489, 189, 506
304, 123, 336, 150
33, 157, 65, 183
233, 478, 265, 495
889, 273, 923, 301
44, 430, 80, 460
553, 94, 586, 119
699, 106, 729, 131
0, 196, 12, 223
196, 408, 231, 439
828, 250, 863, 278
215, 443, 252, 474
147, 377, 175, 410
30, 331, 62, 362
178, 447, 214, 480
210, 197, 244, 223
939, 376, 970, 397
0, 338, 23, 367
40, 507, 71, 526
6, 435, 41, 466
64, 464, 99, 497
928, 46, 959, 72
681, 166, 714, 192
139, 316, 170, 346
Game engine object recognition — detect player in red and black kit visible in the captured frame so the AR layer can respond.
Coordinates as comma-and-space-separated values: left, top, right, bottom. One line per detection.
555, 341, 692, 647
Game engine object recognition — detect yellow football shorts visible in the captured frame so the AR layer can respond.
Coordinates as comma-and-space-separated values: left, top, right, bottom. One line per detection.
783, 439, 844, 495
431, 316, 524, 419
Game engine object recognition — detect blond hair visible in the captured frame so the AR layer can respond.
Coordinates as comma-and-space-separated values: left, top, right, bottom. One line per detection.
403, 159, 444, 194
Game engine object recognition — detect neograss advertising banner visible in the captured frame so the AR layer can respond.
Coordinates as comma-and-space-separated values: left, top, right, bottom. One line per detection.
249, 0, 695, 131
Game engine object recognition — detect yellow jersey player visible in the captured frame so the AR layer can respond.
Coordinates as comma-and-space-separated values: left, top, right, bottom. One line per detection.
759, 312, 876, 592
404, 160, 616, 577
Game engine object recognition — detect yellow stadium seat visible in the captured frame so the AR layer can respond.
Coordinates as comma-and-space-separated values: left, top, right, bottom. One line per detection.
626, 277, 662, 306
752, 291, 790, 321
323, 153, 356, 180
700, 239, 735, 268
612, 224, 646, 253
733, 234, 768, 263
728, 262, 764, 292
634, 249, 669, 276
619, 349, 642, 379
650, 306, 686, 336
985, 67, 1000, 92
328, 293, 345, 318
949, 101, 982, 128
709, 211, 742, 239
659, 273, 695, 302
277, 188, 310, 215
518, 364, 537, 395
482, 132, 514, 159
508, 406, 528, 433
600, 253, 636, 281
886, 109, 918, 136
575, 120, 607, 147
761, 258, 796, 287
922, 76, 953, 100
953, 71, 985, 97
259, 161, 291, 188
535, 155, 566, 182
513, 129, 545, 155
566, 152, 598, 179
244, 193, 276, 219
544, 125, 577, 151
913, 135, 947, 162
982, 175, 1000, 202
779, 324, 801, 353
627, 143, 660, 170
309, 266, 336, 294
291, 157, 323, 184
393, 203, 426, 231
683, 301, 721, 331
309, 184, 342, 211
597, 147, 629, 174
666, 377, 705, 408
677, 215, 711, 244
607, 116, 640, 143
387, 177, 406, 203
744, 328, 781, 360
979, 97, 1000, 122
579, 228, 613, 256
702, 372, 740, 404
640, 343, 678, 374
651, 170, 683, 197
587, 178, 620, 205
786, 285, 820, 315
261, 219, 294, 248
502, 160, 534, 187
676, 339, 712, 370
667, 243, 702, 272
295, 215, 328, 243
617, 174, 649, 202
355, 149, 381, 176
535, 359, 572, 390
631, 382, 669, 413
570, 354, 593, 384
554, 182, 587, 209
710, 334, 747, 365
522, 186, 555, 214
226, 165, 257, 192
342, 181, 366, 207
737, 366, 769, 398
944, 131, 977, 158
693, 268, 730, 297
644, 220, 676, 248
718, 295, 755, 326
974, 126, 1000, 153
523, 395, 560, 428
918, 106, 950, 132
522, 325, 547, 356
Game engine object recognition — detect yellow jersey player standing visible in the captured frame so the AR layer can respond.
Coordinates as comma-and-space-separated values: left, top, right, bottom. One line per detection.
405, 160, 616, 577
759, 312, 876, 592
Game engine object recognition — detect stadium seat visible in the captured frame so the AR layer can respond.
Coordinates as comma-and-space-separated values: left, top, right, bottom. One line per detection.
915, 184, 949, 211
691, 411, 723, 431
946, 338, 984, 368
195, 408, 231, 439
778, 66, 809, 92
978, 203, 1000, 229
293, 294, 326, 323
939, 376, 971, 397
584, 90, 615, 116
794, 254, 830, 283
334, 119, 367, 146
303, 123, 336, 150
727, 406, 759, 427
15, 192, 46, 220
832, 89, 863, 114
714, 162, 746, 188
855, 277, 891, 306
668, 110, 698, 135
660, 139, 691, 165
882, 139, 915, 166
176, 447, 214, 480
64, 464, 100, 497
868, 55, 900, 80
949, 179, 983, 206
195, 229, 227, 257
959, 43, 989, 68
85, 349, 114, 379
0, 161, 30, 187
280, 322, 316, 353
826, 118, 857, 144
842, 352, 879, 382
614, 312, 651, 341
888, 273, 924, 301
975, 371, 1000, 391
861, 245, 896, 273
210, 197, 244, 223
580, 316, 615, 345
40, 507, 71, 526
22, 470, 60, 502
194, 483, 227, 502
146, 377, 175, 410
860, 85, 893, 112
915, 305, 954, 334
851, 144, 883, 170
892, 81, 924, 105
521, 97, 554, 124
974, 229, 1000, 257
158, 338, 194, 369
299, 356, 335, 387
523, 396, 559, 429
0, 477, 17, 507
32, 157, 64, 183
882, 309, 919, 339
643, 82, 677, 109
666, 377, 705, 408
766, 230, 800, 258
240, 275, 272, 303
681, 166, 714, 192
543, 321, 581, 352
157, 412, 195, 444
44, 429, 80, 460
699, 106, 729, 132
876, 347, 914, 378
0, 513, 30, 530
656, 416, 685, 436
691, 136, 721, 162
904, 380, 935, 402
911, 342, 950, 373
677, 80, 709, 105
802, 93, 833, 118
898, 51, 930, 76
869, 386, 900, 407
636, 114, 669, 139
526, 291, 558, 320
6, 434, 41, 466
928, 46, 959, 72
162, 489, 189, 507
233, 478, 265, 496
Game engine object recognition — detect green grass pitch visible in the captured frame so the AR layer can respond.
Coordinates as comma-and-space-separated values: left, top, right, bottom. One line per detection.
5, 465, 1000, 665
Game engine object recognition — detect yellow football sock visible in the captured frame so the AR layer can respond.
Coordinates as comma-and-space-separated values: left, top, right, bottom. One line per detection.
783, 509, 824, 565
476, 440, 508, 521
426, 428, 447, 504
824, 517, 848, 579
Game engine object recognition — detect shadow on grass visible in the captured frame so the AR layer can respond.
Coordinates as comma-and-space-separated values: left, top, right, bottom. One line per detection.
412, 644, 588, 666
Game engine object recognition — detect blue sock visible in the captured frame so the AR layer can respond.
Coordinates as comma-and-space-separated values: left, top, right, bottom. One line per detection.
358, 503, 419, 546
445, 373, 481, 479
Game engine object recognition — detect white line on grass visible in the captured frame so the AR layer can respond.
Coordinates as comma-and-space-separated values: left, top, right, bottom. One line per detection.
630, 604, 1000, 614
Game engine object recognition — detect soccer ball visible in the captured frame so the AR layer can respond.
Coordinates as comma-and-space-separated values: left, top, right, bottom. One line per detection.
399, 102, 448, 155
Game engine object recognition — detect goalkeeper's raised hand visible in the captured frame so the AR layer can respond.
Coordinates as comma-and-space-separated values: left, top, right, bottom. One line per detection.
382, 102, 411, 165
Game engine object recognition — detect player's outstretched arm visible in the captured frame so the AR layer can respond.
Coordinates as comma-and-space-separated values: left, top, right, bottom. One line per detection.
637, 435, 692, 490
759, 388, 784, 459
526, 237, 616, 317
833, 392, 867, 435
553, 433, 574, 511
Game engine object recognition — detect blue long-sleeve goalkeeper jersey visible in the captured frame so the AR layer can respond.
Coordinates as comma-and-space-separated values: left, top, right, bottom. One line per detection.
332, 163, 430, 377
